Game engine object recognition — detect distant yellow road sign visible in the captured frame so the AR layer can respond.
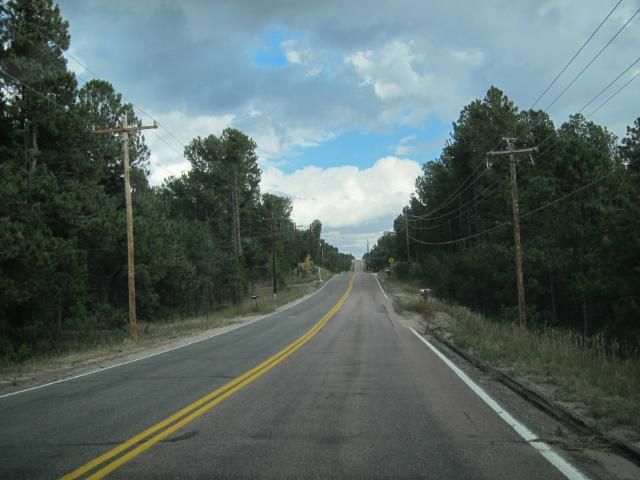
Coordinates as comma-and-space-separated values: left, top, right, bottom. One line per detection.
388, 257, 395, 265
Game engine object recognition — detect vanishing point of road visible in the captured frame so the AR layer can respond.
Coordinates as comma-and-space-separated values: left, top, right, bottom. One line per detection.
1, 273, 584, 479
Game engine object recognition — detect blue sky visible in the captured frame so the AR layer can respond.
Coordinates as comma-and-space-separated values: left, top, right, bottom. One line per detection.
278, 116, 449, 172
253, 27, 297, 68
58, 0, 640, 257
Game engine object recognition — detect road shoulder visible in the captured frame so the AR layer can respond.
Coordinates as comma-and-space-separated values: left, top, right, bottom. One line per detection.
380, 275, 640, 480
0, 276, 338, 398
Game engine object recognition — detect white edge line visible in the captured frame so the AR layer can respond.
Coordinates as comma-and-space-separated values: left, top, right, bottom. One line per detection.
374, 274, 388, 299
409, 328, 589, 480
0, 275, 341, 400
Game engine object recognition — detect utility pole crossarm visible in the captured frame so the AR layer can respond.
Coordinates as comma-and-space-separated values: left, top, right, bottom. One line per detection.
488, 147, 537, 156
92, 123, 158, 134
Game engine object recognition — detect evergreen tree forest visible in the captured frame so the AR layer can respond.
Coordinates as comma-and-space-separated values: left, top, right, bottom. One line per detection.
365, 87, 640, 344
0, 0, 352, 360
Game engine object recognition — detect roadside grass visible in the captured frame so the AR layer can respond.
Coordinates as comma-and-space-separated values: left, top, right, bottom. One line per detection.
0, 276, 328, 381
381, 275, 640, 437
286, 266, 333, 285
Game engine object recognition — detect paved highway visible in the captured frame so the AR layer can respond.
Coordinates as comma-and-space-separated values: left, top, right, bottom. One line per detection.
1, 273, 584, 479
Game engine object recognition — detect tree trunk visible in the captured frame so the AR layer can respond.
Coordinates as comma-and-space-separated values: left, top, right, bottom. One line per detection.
234, 172, 242, 257
30, 123, 39, 174
548, 267, 558, 325
582, 294, 588, 338
230, 190, 237, 256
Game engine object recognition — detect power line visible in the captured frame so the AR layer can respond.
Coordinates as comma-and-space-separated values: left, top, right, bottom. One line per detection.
151, 131, 185, 158
577, 55, 640, 113
532, 69, 640, 162
1, 66, 184, 184
406, 159, 490, 220
408, 176, 508, 224
545, 6, 640, 112
531, 0, 623, 108
588, 69, 640, 118
0, 2, 189, 153
394, 7, 637, 253
0, 66, 77, 114
408, 223, 508, 246
520, 169, 615, 220
0, 5, 189, 184
513, 5, 636, 163
406, 133, 516, 223
407, 169, 614, 246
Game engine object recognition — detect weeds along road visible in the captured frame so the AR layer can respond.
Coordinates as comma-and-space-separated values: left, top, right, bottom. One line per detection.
1, 273, 583, 479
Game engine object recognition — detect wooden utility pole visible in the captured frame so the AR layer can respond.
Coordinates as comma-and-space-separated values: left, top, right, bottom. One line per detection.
93, 116, 157, 340
489, 138, 536, 329
404, 211, 411, 262
232, 170, 242, 257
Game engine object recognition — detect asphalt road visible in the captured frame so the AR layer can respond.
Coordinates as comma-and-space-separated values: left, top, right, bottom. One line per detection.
0, 273, 580, 479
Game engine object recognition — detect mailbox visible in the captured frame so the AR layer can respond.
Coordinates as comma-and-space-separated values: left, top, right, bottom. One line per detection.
419, 288, 432, 301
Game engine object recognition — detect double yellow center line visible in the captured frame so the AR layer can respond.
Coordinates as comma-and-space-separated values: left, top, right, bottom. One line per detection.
62, 274, 355, 479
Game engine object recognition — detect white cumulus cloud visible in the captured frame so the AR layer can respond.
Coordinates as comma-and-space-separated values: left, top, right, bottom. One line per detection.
261, 156, 421, 229
145, 110, 235, 184
345, 40, 434, 101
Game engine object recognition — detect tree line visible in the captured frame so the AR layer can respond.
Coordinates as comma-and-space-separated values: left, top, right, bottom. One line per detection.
365, 87, 640, 343
0, 0, 352, 361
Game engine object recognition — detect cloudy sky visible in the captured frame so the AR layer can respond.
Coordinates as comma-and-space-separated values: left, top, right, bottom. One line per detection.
57, 0, 640, 257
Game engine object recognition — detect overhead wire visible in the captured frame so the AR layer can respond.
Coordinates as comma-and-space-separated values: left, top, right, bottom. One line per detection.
0, 66, 182, 183
511, 4, 637, 159
533, 67, 640, 162
530, 0, 623, 108
0, 2, 189, 156
576, 54, 640, 114
544, 6, 640, 112
405, 137, 508, 221
407, 176, 508, 224
407, 163, 491, 219
520, 169, 615, 221
587, 69, 640, 117
408, 222, 507, 246
0, 6, 186, 185
408, 169, 614, 246
406, 1, 637, 244
512, 2, 635, 153
383, 5, 636, 252
404, 16, 632, 223
2, 2, 634, 255
0, 6, 185, 182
